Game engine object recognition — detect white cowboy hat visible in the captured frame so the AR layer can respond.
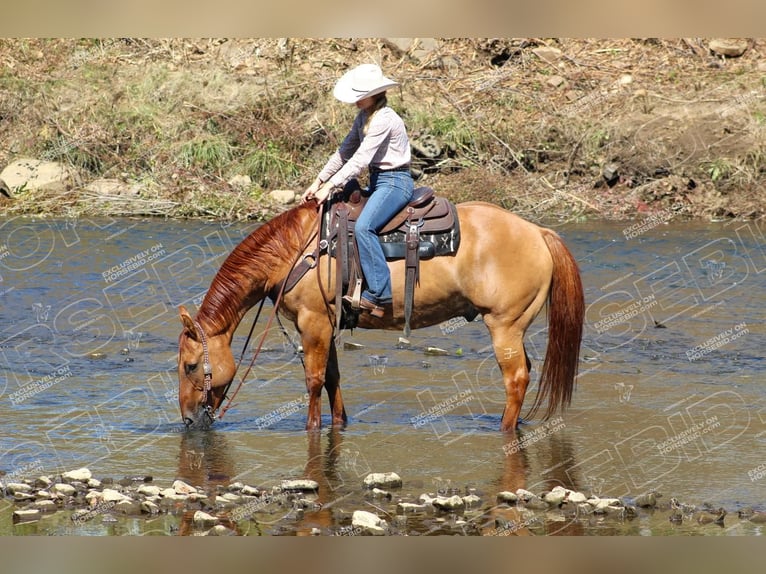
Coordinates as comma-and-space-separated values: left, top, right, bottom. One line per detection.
333, 63, 399, 103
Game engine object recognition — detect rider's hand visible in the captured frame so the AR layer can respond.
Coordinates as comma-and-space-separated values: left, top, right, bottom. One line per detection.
312, 181, 336, 205
300, 177, 322, 204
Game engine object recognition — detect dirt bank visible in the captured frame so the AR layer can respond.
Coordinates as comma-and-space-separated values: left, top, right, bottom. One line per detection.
0, 38, 764, 222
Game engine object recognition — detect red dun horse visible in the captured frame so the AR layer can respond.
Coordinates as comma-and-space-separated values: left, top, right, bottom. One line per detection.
177, 200, 584, 432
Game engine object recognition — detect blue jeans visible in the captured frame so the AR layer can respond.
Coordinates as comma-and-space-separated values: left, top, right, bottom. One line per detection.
355, 170, 414, 305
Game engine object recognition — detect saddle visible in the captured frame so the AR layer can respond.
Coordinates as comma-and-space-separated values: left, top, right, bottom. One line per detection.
284, 179, 461, 338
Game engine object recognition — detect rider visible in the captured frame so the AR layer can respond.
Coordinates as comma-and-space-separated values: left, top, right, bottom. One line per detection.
301, 63, 414, 318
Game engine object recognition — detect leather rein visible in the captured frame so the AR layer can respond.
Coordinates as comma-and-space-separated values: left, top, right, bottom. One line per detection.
190, 205, 324, 422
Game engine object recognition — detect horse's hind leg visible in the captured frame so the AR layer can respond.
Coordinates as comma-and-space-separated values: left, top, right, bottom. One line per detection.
485, 318, 530, 432
324, 339, 348, 427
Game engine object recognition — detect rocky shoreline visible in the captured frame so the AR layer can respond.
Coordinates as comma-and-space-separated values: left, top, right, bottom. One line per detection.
4, 466, 765, 535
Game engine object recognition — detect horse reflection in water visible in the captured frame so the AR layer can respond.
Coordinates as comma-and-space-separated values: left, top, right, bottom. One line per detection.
172, 429, 345, 535
177, 200, 584, 432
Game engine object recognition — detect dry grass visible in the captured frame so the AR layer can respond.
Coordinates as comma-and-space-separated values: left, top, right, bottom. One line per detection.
1, 38, 764, 221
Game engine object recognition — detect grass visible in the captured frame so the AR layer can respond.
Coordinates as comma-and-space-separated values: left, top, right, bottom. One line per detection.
0, 38, 764, 221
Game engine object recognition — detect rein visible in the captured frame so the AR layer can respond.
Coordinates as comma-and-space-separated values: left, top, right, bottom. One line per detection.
209, 207, 323, 421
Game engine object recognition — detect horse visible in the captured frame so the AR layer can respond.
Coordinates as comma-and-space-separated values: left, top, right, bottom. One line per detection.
177, 198, 584, 433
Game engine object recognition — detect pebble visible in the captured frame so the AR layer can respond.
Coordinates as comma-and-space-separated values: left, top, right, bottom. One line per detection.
102, 488, 131, 503
352, 510, 387, 535
13, 509, 41, 523
634, 491, 660, 508
207, 524, 236, 536
432, 495, 465, 512
424, 346, 449, 356
193, 510, 220, 527
172, 479, 198, 495
52, 483, 76, 497
397, 502, 429, 514
280, 479, 319, 492
62, 468, 92, 482
497, 491, 519, 504
363, 472, 402, 489
137, 484, 161, 497
543, 487, 567, 507
6, 483, 33, 494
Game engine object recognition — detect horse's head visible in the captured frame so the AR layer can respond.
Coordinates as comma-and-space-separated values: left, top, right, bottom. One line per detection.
177, 305, 236, 430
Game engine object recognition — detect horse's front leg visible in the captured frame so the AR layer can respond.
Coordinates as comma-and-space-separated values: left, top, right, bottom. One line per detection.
324, 338, 347, 427
299, 316, 334, 431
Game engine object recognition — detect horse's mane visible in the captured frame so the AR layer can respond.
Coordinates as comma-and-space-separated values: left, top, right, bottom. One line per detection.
197, 202, 317, 334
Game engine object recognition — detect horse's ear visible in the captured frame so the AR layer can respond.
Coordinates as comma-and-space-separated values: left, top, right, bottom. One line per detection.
179, 305, 199, 342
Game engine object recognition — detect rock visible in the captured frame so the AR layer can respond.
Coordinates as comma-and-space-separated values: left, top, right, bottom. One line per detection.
363, 472, 402, 489
101, 488, 131, 503
14, 492, 36, 501
6, 482, 33, 494
141, 500, 160, 515
547, 75, 566, 88
0, 158, 77, 193
193, 510, 220, 527
602, 162, 620, 186
220, 492, 243, 504
497, 491, 519, 504
515, 488, 537, 502
159, 488, 177, 498
462, 494, 482, 508
227, 175, 252, 189
370, 488, 392, 500
85, 491, 103, 505
86, 478, 102, 489
532, 46, 563, 64
137, 484, 162, 497
424, 346, 449, 356
543, 486, 568, 507
352, 510, 388, 535
280, 479, 319, 492
35, 476, 53, 489
12, 509, 41, 523
172, 479, 198, 495
113, 500, 142, 515
62, 468, 92, 483
207, 524, 236, 536
566, 491, 588, 504
52, 483, 77, 497
418, 493, 436, 504
268, 189, 296, 205
240, 485, 260, 496
84, 178, 142, 197
432, 495, 465, 512
709, 38, 748, 58
343, 341, 365, 350
634, 491, 660, 508
32, 499, 58, 512
397, 502, 429, 514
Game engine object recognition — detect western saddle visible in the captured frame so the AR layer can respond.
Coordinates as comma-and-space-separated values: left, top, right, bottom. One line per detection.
283, 179, 461, 338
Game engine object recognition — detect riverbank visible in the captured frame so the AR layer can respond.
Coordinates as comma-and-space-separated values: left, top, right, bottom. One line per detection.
1, 38, 764, 222
4, 465, 763, 536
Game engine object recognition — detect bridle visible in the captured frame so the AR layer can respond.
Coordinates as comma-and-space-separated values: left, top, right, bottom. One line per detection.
192, 319, 216, 423
184, 205, 324, 425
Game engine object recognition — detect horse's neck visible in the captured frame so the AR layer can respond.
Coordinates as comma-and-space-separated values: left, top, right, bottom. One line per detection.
199, 205, 318, 340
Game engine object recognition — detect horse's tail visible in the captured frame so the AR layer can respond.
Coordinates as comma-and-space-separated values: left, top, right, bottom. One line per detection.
526, 228, 584, 420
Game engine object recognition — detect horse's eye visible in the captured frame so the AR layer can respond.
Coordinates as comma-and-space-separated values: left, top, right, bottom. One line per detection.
185, 363, 198, 375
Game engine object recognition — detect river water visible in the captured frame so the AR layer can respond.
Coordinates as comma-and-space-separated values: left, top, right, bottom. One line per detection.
0, 213, 764, 535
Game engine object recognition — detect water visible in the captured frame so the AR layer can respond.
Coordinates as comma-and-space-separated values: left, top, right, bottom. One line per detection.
1, 214, 764, 535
